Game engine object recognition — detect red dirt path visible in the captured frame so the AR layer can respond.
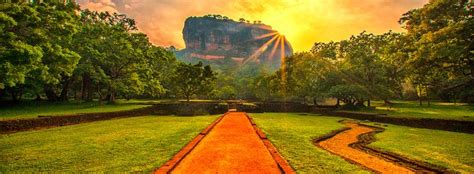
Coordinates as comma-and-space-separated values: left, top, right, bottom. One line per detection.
319, 123, 414, 173
171, 112, 282, 173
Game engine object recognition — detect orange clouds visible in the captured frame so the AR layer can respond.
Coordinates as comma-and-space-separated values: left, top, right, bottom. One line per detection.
78, 0, 428, 51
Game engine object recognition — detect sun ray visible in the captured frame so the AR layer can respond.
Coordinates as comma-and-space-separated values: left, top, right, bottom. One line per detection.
280, 35, 287, 101
268, 35, 282, 62
242, 34, 280, 65
252, 32, 278, 41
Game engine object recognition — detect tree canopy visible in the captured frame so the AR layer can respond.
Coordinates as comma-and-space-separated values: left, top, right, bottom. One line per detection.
0, 2, 184, 103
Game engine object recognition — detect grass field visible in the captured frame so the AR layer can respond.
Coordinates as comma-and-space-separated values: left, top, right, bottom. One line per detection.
252, 113, 474, 173
358, 101, 474, 121
0, 115, 218, 172
251, 113, 370, 173
364, 122, 474, 173
0, 101, 150, 120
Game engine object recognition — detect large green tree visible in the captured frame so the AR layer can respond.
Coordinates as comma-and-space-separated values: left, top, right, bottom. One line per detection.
283, 52, 333, 104
0, 4, 43, 100
400, 0, 473, 103
71, 10, 174, 103
0, 2, 80, 101
172, 62, 216, 102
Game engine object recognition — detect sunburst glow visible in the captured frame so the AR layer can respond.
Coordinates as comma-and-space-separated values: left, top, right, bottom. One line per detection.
78, 0, 428, 51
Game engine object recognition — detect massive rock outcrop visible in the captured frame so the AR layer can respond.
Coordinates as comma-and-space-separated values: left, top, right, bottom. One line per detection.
176, 15, 293, 69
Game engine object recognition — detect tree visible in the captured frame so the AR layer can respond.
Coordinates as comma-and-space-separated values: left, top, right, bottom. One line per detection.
35, 2, 81, 102
329, 85, 368, 108
253, 72, 281, 103
71, 11, 174, 103
172, 62, 216, 102
378, 32, 411, 100
283, 52, 333, 104
0, 4, 43, 101
213, 73, 236, 100
338, 32, 389, 107
0, 2, 81, 101
400, 0, 473, 103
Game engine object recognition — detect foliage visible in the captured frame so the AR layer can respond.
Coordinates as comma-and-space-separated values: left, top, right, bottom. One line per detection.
328, 85, 368, 107
171, 62, 216, 102
284, 52, 334, 104
0, 2, 80, 101
1, 0, 472, 104
400, 0, 473, 103
0, 2, 178, 103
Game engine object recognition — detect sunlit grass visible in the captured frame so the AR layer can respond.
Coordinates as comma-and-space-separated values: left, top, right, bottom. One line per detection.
364, 122, 474, 173
361, 101, 474, 121
252, 113, 474, 173
0, 115, 218, 172
251, 113, 369, 173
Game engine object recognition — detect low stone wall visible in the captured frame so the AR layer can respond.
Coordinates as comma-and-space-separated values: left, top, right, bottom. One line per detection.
0, 103, 229, 134
0, 106, 158, 133
254, 102, 311, 113
320, 111, 474, 134
2, 102, 472, 134
152, 103, 228, 116
237, 102, 473, 134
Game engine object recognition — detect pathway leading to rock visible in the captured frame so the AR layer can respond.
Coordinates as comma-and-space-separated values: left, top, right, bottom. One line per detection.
318, 123, 415, 173
156, 112, 293, 173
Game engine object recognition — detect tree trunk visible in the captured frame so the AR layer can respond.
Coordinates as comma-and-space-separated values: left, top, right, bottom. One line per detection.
106, 83, 116, 103
426, 87, 430, 106
35, 93, 42, 101
97, 83, 103, 106
336, 98, 340, 106
313, 97, 318, 106
367, 99, 371, 107
108, 92, 115, 103
44, 85, 58, 101
10, 89, 18, 102
81, 74, 92, 101
18, 87, 24, 101
59, 78, 71, 101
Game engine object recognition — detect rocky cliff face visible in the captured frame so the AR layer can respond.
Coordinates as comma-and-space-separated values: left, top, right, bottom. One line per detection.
177, 15, 293, 69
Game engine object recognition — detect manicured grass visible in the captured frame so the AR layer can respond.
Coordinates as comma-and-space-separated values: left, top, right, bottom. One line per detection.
251, 113, 370, 173
360, 101, 474, 121
0, 101, 150, 120
0, 115, 218, 172
252, 112, 473, 173
364, 122, 474, 173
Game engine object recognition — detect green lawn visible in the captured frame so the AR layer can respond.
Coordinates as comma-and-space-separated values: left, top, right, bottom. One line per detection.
0, 101, 150, 120
251, 113, 370, 173
359, 101, 474, 121
0, 115, 218, 172
252, 113, 474, 173
364, 122, 474, 173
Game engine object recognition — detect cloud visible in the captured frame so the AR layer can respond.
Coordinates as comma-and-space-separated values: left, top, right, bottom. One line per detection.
78, 0, 118, 13
78, 0, 428, 51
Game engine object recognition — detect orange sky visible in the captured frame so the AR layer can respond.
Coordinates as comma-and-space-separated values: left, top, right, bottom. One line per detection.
77, 0, 428, 51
